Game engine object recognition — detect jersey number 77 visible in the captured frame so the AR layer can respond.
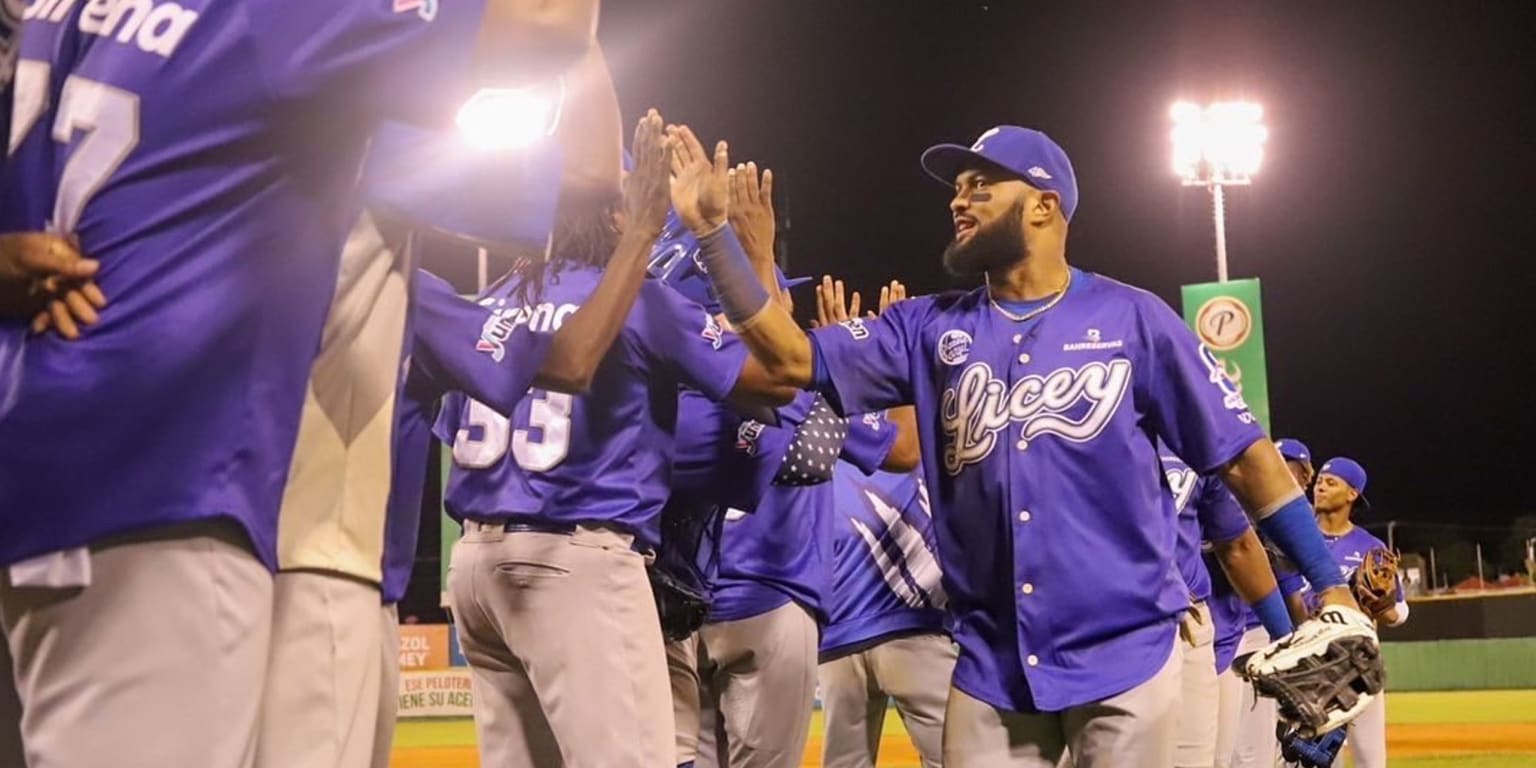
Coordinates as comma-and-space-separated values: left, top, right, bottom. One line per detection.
10, 62, 139, 232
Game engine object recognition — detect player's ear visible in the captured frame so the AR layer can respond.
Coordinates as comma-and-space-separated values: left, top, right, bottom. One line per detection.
1031, 190, 1061, 225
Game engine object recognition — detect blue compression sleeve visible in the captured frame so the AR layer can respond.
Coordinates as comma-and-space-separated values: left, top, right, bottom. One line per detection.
1256, 496, 1347, 593
695, 223, 769, 327
1252, 588, 1294, 639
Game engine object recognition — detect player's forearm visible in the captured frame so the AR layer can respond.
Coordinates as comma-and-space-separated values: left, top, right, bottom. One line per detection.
694, 224, 814, 389
552, 44, 621, 199
881, 406, 920, 472
737, 308, 815, 388
1219, 438, 1358, 609
534, 226, 655, 393
1285, 592, 1308, 624
1213, 529, 1281, 605
473, 0, 599, 86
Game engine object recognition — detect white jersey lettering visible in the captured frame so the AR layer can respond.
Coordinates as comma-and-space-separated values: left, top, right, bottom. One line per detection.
940, 360, 1132, 474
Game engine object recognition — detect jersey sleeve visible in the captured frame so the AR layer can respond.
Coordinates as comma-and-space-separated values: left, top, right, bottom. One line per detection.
411, 270, 552, 416
839, 410, 898, 476
808, 298, 926, 416
635, 282, 749, 403
247, 0, 488, 122
670, 389, 792, 514
1135, 294, 1267, 473
1195, 477, 1251, 544
431, 390, 467, 444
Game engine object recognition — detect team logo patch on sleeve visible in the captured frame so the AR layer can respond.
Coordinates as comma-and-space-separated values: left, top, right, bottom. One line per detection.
701, 312, 724, 350
840, 318, 869, 340
863, 412, 885, 431
393, 0, 438, 21
937, 330, 972, 366
1197, 343, 1253, 416
476, 308, 521, 362
736, 420, 765, 456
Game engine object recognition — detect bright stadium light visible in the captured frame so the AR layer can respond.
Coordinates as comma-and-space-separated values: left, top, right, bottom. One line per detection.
456, 81, 564, 151
1170, 99, 1267, 282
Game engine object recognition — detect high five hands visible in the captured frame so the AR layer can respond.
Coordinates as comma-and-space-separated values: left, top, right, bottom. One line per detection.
813, 277, 907, 328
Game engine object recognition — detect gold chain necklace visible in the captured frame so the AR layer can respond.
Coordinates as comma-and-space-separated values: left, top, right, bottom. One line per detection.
986, 269, 1073, 323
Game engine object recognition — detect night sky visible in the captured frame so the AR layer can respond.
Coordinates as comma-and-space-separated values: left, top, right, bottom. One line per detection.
434, 2, 1536, 545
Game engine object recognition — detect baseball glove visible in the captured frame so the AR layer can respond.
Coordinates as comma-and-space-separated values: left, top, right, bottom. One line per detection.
648, 564, 711, 642
1351, 548, 1399, 620
1279, 724, 1347, 768
1238, 604, 1385, 738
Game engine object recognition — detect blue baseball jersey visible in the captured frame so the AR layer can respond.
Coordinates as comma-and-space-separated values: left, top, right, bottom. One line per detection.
436, 267, 748, 550
821, 462, 948, 661
379, 270, 556, 603
810, 268, 1267, 712
670, 388, 805, 515
1205, 556, 1248, 675
0, 0, 487, 568
1299, 525, 1402, 615
653, 389, 812, 594
705, 403, 896, 624
1159, 443, 1252, 604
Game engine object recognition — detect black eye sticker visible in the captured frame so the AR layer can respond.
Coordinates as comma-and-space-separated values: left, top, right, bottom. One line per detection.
969, 191, 993, 202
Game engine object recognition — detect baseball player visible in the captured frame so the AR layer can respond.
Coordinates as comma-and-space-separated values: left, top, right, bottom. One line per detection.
254, 45, 641, 768
0, 2, 604, 766
1159, 443, 1300, 768
647, 175, 830, 768
433, 119, 828, 765
1227, 438, 1313, 768
1300, 457, 1405, 768
809, 275, 955, 768
693, 400, 909, 768
366, 102, 675, 768
819, 460, 956, 768
658, 382, 812, 768
676, 123, 1377, 767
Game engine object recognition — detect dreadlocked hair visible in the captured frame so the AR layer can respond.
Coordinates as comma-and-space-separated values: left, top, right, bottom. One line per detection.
504, 191, 623, 307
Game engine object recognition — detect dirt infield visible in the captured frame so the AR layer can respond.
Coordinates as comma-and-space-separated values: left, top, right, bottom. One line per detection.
1388, 723, 1536, 758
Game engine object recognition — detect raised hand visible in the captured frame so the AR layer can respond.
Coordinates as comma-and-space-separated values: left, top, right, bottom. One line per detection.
666, 125, 729, 236
814, 275, 860, 328
877, 280, 907, 315
728, 161, 775, 264
623, 109, 670, 237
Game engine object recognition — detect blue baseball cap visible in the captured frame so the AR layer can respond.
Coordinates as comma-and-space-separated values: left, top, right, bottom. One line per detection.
1275, 438, 1312, 464
648, 210, 810, 314
920, 126, 1079, 222
1319, 457, 1371, 508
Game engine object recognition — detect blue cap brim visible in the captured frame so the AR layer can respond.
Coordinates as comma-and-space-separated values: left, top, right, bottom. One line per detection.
920, 144, 988, 186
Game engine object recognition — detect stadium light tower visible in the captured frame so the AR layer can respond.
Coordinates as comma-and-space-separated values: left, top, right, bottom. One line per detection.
1171, 100, 1267, 283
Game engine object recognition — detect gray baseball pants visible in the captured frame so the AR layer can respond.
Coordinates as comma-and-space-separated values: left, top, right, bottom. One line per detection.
946, 635, 1182, 768
448, 521, 673, 768
0, 521, 272, 768
695, 601, 819, 768
1176, 601, 1219, 768
818, 631, 956, 768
